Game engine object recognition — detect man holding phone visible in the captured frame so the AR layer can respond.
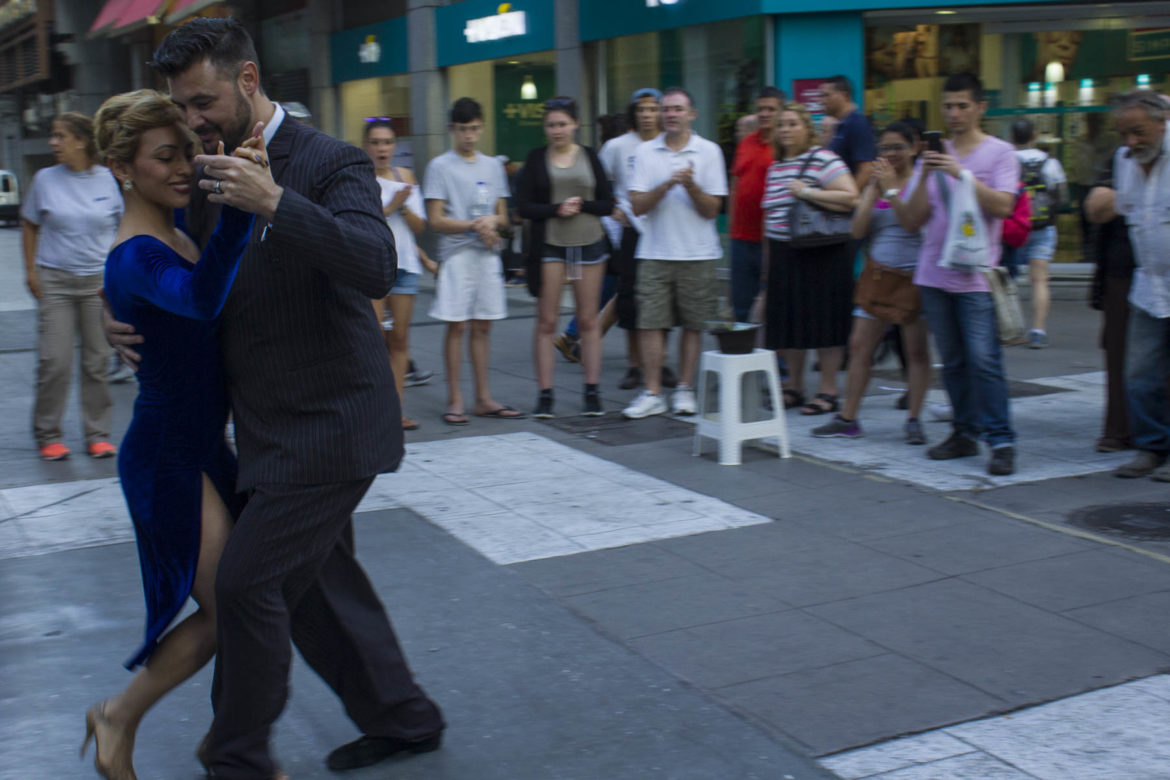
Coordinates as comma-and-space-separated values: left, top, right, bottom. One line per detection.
904, 72, 1020, 476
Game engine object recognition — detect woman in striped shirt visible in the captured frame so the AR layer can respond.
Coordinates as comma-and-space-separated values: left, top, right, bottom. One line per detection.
761, 103, 859, 415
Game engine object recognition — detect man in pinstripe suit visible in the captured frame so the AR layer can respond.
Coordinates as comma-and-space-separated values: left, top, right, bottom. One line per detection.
107, 19, 444, 778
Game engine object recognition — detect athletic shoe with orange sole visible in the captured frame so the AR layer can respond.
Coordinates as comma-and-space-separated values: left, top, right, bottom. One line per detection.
39, 443, 71, 461
88, 441, 117, 459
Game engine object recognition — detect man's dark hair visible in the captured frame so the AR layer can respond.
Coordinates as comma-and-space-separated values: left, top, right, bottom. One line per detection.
150, 17, 259, 80
450, 97, 483, 125
1010, 117, 1035, 145
822, 76, 852, 99
662, 86, 694, 108
757, 86, 787, 104
942, 72, 984, 103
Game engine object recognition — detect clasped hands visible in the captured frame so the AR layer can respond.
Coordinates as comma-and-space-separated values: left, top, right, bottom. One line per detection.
195, 121, 282, 221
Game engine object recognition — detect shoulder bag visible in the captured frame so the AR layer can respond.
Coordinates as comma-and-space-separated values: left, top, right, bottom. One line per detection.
788, 149, 854, 249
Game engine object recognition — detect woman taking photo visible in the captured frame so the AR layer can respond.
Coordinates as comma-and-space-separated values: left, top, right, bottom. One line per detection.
516, 96, 615, 417
812, 121, 930, 444
363, 118, 436, 430
80, 90, 269, 780
761, 103, 859, 414
21, 113, 123, 461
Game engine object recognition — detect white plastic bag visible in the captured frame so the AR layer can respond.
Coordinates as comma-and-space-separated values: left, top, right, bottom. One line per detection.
937, 170, 990, 274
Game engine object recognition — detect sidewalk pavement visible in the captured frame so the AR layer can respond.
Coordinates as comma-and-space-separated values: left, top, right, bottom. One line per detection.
3, 269, 1169, 779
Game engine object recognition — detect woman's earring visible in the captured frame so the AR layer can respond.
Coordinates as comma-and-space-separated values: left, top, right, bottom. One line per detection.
122, 179, 134, 191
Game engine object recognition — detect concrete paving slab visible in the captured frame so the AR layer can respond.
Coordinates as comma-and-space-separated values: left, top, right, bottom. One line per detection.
962, 549, 1170, 613
560, 572, 791, 640
1065, 591, 1170, 655
0, 508, 834, 780
627, 611, 885, 689
825, 675, 1170, 780
510, 543, 712, 598
861, 514, 1093, 576
715, 653, 1003, 756
808, 579, 1170, 706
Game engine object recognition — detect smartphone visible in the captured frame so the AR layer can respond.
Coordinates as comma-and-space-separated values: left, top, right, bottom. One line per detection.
924, 130, 943, 154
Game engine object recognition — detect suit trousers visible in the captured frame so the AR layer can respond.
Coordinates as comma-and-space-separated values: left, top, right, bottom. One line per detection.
33, 266, 112, 447
206, 477, 444, 779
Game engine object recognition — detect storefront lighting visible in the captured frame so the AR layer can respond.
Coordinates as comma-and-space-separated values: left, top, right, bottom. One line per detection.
1138, 74, 1152, 87
935, 10, 957, 14
521, 74, 537, 100
1044, 61, 1065, 85
1080, 78, 1094, 89
1027, 82, 1042, 92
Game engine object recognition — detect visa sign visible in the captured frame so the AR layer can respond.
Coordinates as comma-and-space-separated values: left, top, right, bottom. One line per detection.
464, 10, 527, 43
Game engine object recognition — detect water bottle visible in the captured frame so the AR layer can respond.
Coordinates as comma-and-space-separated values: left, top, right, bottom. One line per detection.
472, 181, 492, 218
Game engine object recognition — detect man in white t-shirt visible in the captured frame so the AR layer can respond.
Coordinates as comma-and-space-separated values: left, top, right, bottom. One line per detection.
1010, 117, 1068, 348
624, 87, 728, 419
424, 97, 523, 424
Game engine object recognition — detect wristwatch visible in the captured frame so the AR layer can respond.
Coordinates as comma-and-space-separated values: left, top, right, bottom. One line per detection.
883, 188, 900, 201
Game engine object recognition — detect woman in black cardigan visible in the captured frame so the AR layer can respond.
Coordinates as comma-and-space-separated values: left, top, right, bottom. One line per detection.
515, 96, 615, 418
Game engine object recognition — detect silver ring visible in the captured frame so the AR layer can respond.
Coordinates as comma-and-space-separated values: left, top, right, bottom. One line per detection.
213, 179, 223, 195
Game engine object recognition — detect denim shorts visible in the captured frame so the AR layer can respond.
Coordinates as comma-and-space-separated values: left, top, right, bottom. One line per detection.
1020, 225, 1057, 262
390, 269, 420, 295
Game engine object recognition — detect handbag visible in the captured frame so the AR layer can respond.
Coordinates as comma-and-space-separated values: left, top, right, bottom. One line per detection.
854, 256, 921, 324
985, 265, 1026, 344
788, 149, 854, 249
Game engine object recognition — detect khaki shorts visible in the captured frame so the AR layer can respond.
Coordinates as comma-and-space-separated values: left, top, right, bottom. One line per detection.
635, 259, 718, 331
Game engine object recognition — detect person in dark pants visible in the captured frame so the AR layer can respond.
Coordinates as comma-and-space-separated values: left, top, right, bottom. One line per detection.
105, 18, 443, 778
1085, 155, 1136, 453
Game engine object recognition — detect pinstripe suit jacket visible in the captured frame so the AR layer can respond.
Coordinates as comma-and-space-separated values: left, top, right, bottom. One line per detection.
189, 117, 402, 491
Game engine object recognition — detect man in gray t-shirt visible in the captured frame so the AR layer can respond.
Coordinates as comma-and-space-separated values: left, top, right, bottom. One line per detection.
423, 97, 522, 424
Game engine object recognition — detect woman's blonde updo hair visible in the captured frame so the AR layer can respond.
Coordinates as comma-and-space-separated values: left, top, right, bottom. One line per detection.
772, 102, 818, 160
94, 89, 194, 170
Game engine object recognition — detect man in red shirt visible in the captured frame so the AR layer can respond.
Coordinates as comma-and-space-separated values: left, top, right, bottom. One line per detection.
729, 86, 785, 321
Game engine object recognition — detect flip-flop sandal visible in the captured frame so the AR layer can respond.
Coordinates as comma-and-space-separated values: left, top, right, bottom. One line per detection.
781, 388, 805, 409
442, 412, 469, 425
402, 417, 420, 431
800, 393, 839, 416
475, 406, 526, 419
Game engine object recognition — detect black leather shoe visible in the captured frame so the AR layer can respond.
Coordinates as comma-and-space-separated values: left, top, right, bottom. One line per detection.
326, 733, 443, 771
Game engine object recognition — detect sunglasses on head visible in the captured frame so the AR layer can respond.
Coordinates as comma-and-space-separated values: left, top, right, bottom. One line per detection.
543, 98, 574, 112
364, 116, 392, 123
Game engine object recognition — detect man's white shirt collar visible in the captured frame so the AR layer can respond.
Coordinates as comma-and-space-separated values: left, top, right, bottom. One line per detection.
263, 102, 286, 147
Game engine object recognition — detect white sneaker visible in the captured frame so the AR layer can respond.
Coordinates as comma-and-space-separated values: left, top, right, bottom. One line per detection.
623, 390, 668, 419
672, 386, 697, 416
928, 403, 954, 422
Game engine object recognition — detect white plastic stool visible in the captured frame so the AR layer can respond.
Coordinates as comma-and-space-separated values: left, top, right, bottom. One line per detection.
693, 348, 791, 465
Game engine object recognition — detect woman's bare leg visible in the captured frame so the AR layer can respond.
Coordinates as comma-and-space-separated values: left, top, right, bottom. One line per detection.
91, 475, 231, 774
900, 318, 932, 420
387, 293, 416, 425
572, 262, 606, 386
841, 317, 887, 420
535, 261, 566, 390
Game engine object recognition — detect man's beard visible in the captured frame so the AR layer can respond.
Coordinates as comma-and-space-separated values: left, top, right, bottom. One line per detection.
221, 88, 254, 152
1132, 140, 1162, 165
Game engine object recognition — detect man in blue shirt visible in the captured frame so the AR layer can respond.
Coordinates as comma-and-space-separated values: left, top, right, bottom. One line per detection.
821, 75, 876, 191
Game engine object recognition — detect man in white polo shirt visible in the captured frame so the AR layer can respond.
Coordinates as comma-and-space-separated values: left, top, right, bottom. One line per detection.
623, 87, 728, 419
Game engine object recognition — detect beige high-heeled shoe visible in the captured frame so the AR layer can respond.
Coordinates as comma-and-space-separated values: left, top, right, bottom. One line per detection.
81, 702, 138, 780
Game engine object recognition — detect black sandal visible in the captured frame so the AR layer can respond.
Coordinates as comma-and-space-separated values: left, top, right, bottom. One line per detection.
800, 393, 839, 416
781, 388, 805, 409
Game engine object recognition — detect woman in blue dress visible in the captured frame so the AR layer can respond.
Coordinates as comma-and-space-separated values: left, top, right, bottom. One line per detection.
79, 90, 269, 780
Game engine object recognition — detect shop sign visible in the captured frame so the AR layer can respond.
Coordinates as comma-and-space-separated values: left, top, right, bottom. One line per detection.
358, 35, 381, 64
645, 0, 681, 6
1129, 28, 1170, 62
464, 8, 527, 43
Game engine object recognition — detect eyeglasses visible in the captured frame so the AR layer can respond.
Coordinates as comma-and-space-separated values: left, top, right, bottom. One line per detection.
877, 144, 911, 153
544, 97, 574, 112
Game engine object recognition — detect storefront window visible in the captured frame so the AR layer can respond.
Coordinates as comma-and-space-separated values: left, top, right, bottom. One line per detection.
447, 51, 556, 162
865, 17, 1168, 263
602, 17, 766, 155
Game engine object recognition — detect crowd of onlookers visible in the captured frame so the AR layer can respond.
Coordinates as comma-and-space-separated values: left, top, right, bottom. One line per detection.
20, 70, 1170, 481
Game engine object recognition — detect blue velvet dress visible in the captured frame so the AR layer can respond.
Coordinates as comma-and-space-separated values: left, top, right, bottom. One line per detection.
103, 206, 253, 669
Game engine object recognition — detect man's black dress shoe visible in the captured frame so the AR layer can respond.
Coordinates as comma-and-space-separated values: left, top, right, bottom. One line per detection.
326, 732, 443, 771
